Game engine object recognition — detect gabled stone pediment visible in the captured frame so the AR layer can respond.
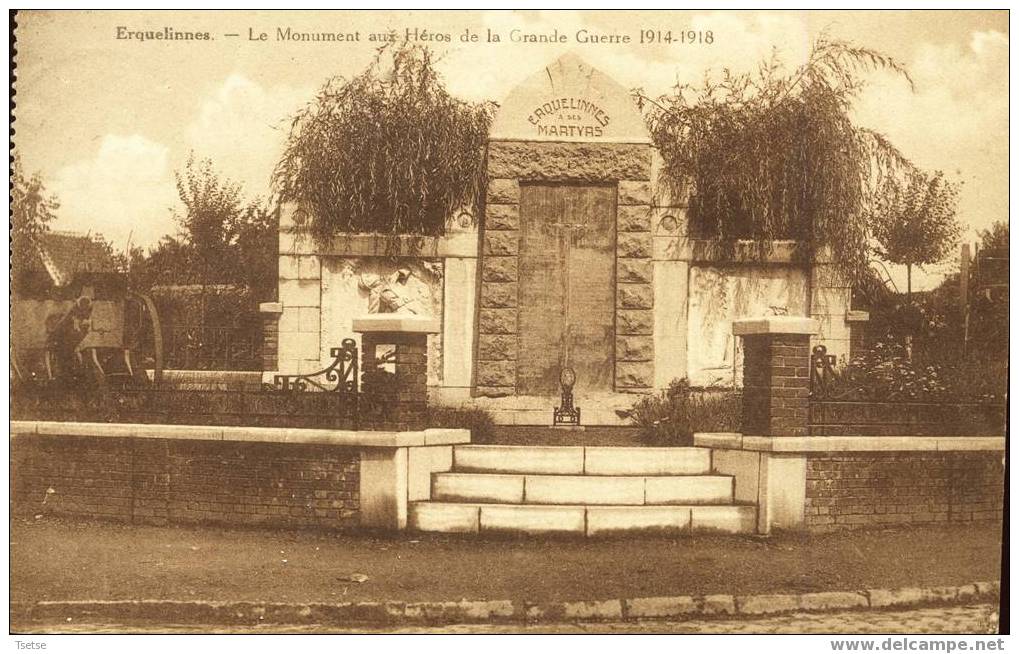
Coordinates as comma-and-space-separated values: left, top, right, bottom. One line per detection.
490, 53, 650, 144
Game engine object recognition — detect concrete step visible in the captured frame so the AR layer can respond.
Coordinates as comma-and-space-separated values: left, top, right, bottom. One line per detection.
432, 472, 733, 505
408, 502, 758, 536
452, 445, 711, 476
585, 447, 711, 475
454, 445, 585, 475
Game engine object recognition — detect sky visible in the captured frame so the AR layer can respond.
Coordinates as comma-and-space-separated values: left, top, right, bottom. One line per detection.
13, 9, 1009, 290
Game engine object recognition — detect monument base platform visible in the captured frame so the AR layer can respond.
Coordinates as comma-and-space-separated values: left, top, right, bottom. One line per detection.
432, 391, 645, 427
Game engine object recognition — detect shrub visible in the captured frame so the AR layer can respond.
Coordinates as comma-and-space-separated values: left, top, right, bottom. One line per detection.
636, 37, 917, 285
628, 379, 742, 446
426, 405, 496, 443
822, 338, 1005, 404
826, 340, 946, 401
274, 45, 493, 240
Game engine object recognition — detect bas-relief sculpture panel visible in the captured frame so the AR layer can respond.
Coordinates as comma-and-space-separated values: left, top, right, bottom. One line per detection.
320, 258, 444, 384
686, 265, 807, 387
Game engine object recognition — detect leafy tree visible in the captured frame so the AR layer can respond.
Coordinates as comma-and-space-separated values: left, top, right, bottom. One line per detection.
273, 44, 494, 240
871, 171, 961, 297
128, 155, 277, 299
978, 221, 1008, 252
635, 36, 916, 287
11, 155, 59, 284
174, 153, 245, 286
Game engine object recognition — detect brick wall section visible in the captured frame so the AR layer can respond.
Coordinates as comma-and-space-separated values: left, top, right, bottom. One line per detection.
805, 452, 1004, 531
261, 313, 280, 371
741, 333, 811, 436
361, 332, 429, 429
11, 435, 360, 529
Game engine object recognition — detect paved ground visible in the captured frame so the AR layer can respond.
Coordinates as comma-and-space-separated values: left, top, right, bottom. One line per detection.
15, 605, 1001, 634
10, 517, 1003, 604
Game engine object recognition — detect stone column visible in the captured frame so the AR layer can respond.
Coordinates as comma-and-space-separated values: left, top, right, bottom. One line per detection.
258, 302, 283, 372
733, 317, 819, 437
353, 315, 440, 430
476, 178, 520, 397
616, 180, 655, 393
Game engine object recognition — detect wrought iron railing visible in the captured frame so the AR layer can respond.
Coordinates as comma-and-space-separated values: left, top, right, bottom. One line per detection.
164, 325, 261, 371
12, 337, 410, 429
270, 339, 358, 393
809, 344, 839, 400
265, 338, 391, 426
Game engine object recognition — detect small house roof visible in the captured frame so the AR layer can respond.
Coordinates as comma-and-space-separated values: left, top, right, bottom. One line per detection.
29, 230, 119, 286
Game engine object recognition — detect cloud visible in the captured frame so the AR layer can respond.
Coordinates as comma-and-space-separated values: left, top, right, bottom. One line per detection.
184, 73, 310, 203
48, 75, 312, 251
438, 10, 811, 103
854, 29, 1008, 290
50, 134, 177, 252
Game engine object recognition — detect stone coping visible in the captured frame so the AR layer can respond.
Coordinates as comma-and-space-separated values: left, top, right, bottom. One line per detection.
695, 432, 1006, 453
352, 315, 441, 334
732, 316, 820, 336
10, 420, 470, 448
152, 370, 263, 380
279, 231, 478, 259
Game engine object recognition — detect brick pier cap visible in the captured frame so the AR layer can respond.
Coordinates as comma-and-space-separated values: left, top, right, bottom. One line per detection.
352, 315, 441, 334
732, 316, 820, 336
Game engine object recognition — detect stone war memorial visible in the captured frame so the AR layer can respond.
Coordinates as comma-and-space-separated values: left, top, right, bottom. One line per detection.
8, 10, 1008, 634
269, 55, 855, 421
12, 52, 1004, 541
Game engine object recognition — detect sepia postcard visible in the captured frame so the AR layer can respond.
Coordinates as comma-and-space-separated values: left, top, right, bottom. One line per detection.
8, 8, 1008, 644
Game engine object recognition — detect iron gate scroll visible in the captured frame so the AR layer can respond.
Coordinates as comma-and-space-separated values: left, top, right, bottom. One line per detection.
270, 338, 359, 393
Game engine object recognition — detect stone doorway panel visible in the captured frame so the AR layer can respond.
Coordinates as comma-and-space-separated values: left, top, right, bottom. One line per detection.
516, 183, 617, 395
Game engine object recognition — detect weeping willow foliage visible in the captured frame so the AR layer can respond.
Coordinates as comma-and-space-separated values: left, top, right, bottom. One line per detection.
273, 45, 494, 240
636, 37, 917, 284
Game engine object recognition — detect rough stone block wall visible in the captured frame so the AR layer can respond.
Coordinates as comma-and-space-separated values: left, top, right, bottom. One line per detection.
804, 452, 1004, 531
10, 436, 360, 529
741, 333, 811, 436
476, 141, 654, 396
615, 181, 653, 392
476, 179, 520, 397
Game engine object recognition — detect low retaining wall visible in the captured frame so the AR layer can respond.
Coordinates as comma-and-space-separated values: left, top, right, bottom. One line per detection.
11, 435, 360, 529
11, 421, 470, 531
804, 452, 1004, 531
698, 433, 1005, 534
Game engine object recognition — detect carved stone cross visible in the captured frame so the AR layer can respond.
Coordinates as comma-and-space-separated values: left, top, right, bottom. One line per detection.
549, 218, 588, 369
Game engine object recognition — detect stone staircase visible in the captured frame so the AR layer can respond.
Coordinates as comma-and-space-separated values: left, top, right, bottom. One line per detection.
409, 445, 758, 536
